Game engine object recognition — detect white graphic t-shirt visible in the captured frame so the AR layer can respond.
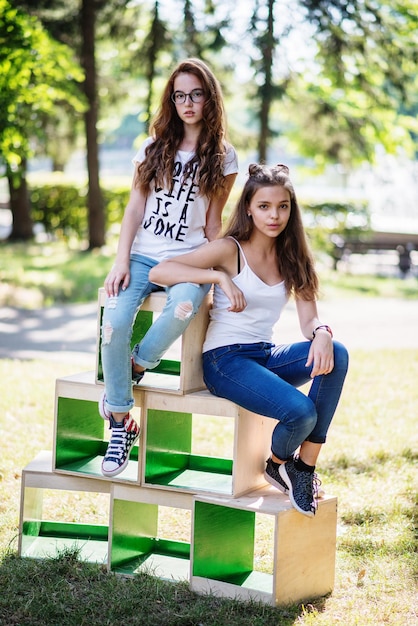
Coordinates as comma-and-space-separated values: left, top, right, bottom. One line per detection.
130, 137, 238, 261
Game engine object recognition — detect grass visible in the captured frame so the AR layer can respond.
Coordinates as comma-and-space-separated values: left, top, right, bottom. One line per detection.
0, 349, 417, 625
0, 240, 113, 308
0, 240, 417, 624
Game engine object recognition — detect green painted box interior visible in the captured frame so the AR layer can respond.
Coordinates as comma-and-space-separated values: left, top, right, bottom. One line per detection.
97, 306, 181, 382
193, 501, 273, 593
55, 397, 139, 480
21, 519, 108, 563
145, 409, 233, 494
111, 499, 190, 580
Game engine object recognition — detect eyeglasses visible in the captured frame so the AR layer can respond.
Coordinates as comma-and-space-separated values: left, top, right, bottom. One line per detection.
171, 89, 205, 104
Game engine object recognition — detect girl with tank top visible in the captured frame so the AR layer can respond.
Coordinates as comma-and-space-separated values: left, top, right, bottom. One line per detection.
150, 163, 349, 517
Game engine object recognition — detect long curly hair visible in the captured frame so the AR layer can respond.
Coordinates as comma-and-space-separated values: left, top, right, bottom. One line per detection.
134, 58, 229, 199
224, 163, 319, 300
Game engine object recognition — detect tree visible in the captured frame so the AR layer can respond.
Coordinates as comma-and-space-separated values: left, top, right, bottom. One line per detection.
0, 0, 84, 240
81, 0, 104, 249
138, 1, 171, 125
249, 0, 281, 162
287, 0, 418, 167
15, 0, 108, 248
237, 0, 418, 167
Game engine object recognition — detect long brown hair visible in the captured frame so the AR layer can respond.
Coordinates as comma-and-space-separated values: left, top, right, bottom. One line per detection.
134, 58, 229, 199
224, 163, 319, 299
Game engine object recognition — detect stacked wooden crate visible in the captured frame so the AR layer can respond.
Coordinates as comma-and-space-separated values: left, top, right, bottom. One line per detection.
19, 288, 337, 606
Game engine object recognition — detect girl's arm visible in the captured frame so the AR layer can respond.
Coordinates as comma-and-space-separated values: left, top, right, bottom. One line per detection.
104, 183, 147, 297
296, 298, 334, 378
150, 238, 247, 312
204, 173, 237, 241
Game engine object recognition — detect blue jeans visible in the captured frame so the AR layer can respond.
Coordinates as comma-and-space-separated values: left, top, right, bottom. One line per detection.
202, 340, 349, 461
101, 253, 210, 414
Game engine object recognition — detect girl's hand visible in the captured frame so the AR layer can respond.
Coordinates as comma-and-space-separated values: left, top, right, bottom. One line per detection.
104, 262, 131, 297
305, 332, 334, 378
217, 272, 247, 312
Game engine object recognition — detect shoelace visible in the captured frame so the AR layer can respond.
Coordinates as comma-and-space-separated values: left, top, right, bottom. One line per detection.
106, 428, 130, 460
292, 469, 320, 513
311, 473, 322, 512
312, 473, 322, 497
106, 417, 138, 460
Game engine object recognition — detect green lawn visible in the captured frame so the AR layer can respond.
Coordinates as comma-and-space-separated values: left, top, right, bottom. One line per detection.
0, 241, 417, 624
0, 348, 416, 625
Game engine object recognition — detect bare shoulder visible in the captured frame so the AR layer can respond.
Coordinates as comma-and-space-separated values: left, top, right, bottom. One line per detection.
211, 236, 238, 255
212, 237, 240, 274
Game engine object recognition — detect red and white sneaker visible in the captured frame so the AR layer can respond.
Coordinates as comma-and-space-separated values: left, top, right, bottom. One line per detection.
101, 414, 140, 477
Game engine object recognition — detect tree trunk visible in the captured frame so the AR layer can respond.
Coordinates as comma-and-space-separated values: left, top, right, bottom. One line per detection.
81, 0, 105, 249
7, 160, 34, 241
258, 90, 270, 163
257, 0, 275, 163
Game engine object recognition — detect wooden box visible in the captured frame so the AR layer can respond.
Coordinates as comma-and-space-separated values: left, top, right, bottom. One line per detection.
191, 486, 338, 606
53, 371, 143, 483
18, 451, 110, 563
141, 389, 275, 498
109, 483, 193, 580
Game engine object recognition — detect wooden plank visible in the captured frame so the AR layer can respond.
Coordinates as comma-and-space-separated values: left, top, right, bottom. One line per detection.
273, 498, 337, 605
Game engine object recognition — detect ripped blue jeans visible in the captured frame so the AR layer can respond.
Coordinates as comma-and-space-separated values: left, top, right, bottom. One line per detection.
101, 253, 210, 414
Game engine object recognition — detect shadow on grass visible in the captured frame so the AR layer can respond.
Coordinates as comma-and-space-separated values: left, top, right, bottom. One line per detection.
0, 549, 306, 626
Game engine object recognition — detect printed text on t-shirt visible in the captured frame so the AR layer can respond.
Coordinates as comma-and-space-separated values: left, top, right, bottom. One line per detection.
143, 161, 198, 242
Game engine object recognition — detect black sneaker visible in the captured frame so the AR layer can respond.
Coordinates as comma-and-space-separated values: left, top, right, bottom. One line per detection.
279, 458, 319, 517
101, 414, 140, 477
264, 457, 289, 494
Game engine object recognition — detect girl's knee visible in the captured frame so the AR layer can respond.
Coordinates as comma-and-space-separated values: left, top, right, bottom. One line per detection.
167, 284, 205, 320
173, 299, 194, 321
285, 397, 317, 431
101, 316, 133, 345
333, 341, 349, 371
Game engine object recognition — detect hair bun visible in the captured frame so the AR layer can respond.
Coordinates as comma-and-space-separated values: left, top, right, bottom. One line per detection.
248, 163, 263, 176
275, 163, 290, 175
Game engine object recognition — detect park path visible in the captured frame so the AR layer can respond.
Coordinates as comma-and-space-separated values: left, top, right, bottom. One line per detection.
0, 296, 417, 368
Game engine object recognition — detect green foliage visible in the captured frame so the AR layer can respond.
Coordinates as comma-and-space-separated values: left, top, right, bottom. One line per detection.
303, 200, 370, 256
0, 0, 84, 176
287, 0, 418, 167
102, 185, 130, 228
29, 182, 129, 240
30, 184, 88, 239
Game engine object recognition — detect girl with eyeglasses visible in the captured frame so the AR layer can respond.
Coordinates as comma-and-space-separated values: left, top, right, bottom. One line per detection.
150, 163, 349, 517
100, 58, 238, 478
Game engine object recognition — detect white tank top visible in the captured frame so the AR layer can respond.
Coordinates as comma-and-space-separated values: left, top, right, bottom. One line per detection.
203, 240, 289, 352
